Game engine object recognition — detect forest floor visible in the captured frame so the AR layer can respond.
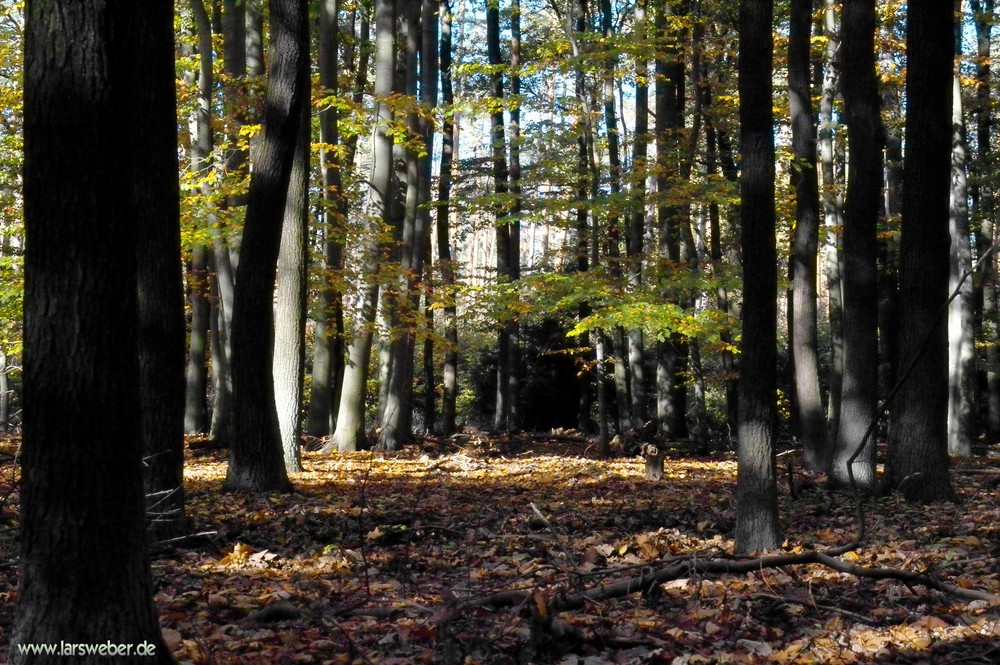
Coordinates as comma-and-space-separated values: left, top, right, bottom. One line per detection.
0, 434, 999, 664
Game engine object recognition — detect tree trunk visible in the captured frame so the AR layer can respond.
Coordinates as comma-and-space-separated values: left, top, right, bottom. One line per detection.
599, 0, 631, 438
437, 0, 459, 437
508, 0, 523, 432
185, 245, 211, 434
819, 0, 844, 447
948, 67, 975, 457
307, 0, 346, 438
888, 0, 955, 501
653, 0, 688, 441
324, 0, 397, 453
734, 0, 782, 555
627, 0, 649, 431
184, 3, 215, 436
487, 0, 513, 432
273, 102, 310, 473
380, 0, 423, 450
137, 0, 188, 541
972, 0, 1000, 442
828, 0, 879, 492
14, 2, 173, 660
788, 0, 826, 471
226, 0, 309, 492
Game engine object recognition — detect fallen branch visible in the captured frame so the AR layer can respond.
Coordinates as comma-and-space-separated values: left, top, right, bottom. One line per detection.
462, 549, 998, 613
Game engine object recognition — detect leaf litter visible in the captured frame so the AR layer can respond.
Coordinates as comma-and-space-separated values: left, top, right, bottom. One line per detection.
0, 435, 999, 663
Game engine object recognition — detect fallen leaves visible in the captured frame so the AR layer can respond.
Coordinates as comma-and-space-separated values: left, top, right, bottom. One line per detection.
0, 435, 998, 663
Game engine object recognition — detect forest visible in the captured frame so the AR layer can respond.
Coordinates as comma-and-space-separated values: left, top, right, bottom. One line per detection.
2, 0, 1000, 662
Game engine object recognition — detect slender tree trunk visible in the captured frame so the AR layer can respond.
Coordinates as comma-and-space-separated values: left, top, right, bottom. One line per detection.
653, 0, 688, 440
828, 0, 880, 492
307, 0, 346, 438
184, 4, 215, 436
508, 0, 522, 431
600, 0, 631, 438
273, 102, 310, 473
487, 0, 512, 432
226, 0, 309, 492
324, 0, 397, 453
185, 246, 211, 434
888, 0, 955, 501
437, 0, 460, 437
789, 0, 826, 471
949, 67, 975, 457
972, 0, 1000, 442
14, 3, 174, 660
627, 0, 649, 431
880, 86, 901, 410
247, 0, 265, 78
734, 0, 782, 555
819, 0, 844, 446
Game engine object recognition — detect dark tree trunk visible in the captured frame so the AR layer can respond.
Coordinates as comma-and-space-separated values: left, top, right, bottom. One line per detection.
627, 0, 649, 431
226, 0, 309, 492
599, 0, 631, 438
788, 0, 826, 471
972, 0, 1000, 442
654, 0, 688, 441
509, 0, 522, 432
307, 0, 346, 438
137, 0, 188, 541
734, 0, 782, 555
15, 1, 173, 660
887, 0, 955, 501
828, 0, 880, 492
437, 0, 459, 437
487, 0, 513, 432
184, 245, 211, 434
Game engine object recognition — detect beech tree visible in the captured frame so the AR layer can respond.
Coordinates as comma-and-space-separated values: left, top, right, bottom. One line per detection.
828, 0, 880, 492
139, 0, 188, 539
226, 0, 309, 491
734, 0, 781, 555
788, 0, 825, 471
324, 0, 397, 453
14, 1, 174, 659
887, 0, 955, 501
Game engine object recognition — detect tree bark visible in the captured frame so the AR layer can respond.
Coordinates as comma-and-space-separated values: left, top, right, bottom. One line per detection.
627, 0, 649, 431
828, 0, 879, 492
788, 0, 826, 471
654, 0, 689, 441
324, 0, 397, 453
948, 67, 975, 457
487, 0, 513, 432
14, 2, 173, 660
226, 0, 309, 492
887, 0, 955, 501
819, 0, 844, 447
437, 0, 459, 437
734, 0, 782, 555
273, 101, 310, 473
971, 0, 999, 442
307, 0, 347, 438
137, 0, 188, 541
